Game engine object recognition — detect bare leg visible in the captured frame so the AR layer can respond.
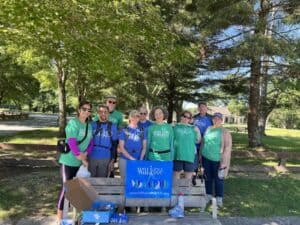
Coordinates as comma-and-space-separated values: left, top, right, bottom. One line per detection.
184, 172, 193, 179
173, 171, 181, 180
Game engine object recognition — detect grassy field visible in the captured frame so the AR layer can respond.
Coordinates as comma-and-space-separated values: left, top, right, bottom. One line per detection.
0, 168, 59, 220
224, 126, 300, 152
1, 126, 300, 152
1, 168, 300, 220
220, 177, 300, 216
0, 128, 58, 145
0, 126, 300, 220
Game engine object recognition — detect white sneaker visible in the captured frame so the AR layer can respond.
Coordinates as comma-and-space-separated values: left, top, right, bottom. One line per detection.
216, 197, 223, 207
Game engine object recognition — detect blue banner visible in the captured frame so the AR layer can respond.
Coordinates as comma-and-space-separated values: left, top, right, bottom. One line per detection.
125, 160, 173, 198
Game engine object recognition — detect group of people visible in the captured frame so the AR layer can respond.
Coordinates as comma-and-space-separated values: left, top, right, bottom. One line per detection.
56, 97, 232, 221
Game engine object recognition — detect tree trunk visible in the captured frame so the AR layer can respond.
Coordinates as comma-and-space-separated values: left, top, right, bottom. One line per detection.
258, 57, 269, 136
258, 3, 276, 137
167, 99, 174, 123
55, 59, 67, 138
248, 0, 270, 148
248, 57, 262, 147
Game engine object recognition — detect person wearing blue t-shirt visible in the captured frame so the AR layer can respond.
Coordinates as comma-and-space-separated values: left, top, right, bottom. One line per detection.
118, 110, 147, 179
88, 105, 118, 177
193, 102, 213, 175
137, 106, 152, 131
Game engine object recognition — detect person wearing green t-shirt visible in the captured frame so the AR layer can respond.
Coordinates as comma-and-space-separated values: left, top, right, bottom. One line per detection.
106, 96, 123, 129
173, 110, 201, 179
201, 112, 232, 207
57, 101, 93, 222
146, 106, 174, 161
92, 96, 123, 129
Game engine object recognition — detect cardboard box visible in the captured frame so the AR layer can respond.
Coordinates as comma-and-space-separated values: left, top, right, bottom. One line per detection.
65, 178, 98, 212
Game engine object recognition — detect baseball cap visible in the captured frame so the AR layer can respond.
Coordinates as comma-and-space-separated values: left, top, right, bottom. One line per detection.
213, 112, 223, 119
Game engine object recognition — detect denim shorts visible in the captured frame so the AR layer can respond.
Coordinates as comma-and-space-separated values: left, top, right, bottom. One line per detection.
173, 160, 195, 172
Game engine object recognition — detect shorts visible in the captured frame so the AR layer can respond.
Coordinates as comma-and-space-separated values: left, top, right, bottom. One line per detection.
173, 160, 194, 172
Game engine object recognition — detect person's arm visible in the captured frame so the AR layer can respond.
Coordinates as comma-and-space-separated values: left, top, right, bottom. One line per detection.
220, 128, 232, 177
119, 139, 136, 160
194, 126, 201, 144
86, 139, 94, 155
140, 139, 147, 160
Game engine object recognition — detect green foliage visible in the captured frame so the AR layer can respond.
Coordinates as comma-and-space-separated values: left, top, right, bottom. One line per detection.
227, 99, 247, 116
269, 108, 300, 129
0, 46, 40, 105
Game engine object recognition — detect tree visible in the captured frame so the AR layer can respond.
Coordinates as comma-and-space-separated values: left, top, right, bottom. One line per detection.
192, 0, 300, 147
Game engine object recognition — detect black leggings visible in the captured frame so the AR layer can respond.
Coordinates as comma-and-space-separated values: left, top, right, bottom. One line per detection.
57, 164, 79, 210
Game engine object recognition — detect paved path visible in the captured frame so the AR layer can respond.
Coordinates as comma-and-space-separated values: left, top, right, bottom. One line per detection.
0, 213, 222, 225
2, 215, 300, 225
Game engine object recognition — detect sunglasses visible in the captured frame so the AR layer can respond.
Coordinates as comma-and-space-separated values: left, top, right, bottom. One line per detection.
182, 115, 191, 119
81, 107, 92, 113
108, 100, 116, 104
140, 112, 147, 115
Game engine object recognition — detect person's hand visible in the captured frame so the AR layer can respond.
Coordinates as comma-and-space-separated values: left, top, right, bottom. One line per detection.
219, 163, 226, 169
76, 152, 86, 161
82, 159, 88, 168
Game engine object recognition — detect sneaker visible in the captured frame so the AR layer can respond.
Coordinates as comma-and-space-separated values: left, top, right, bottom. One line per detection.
168, 205, 184, 218
216, 197, 223, 207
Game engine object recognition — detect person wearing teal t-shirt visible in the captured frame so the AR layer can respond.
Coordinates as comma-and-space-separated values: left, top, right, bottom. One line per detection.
173, 111, 201, 179
92, 96, 123, 129
106, 96, 123, 129
146, 106, 174, 161
57, 101, 93, 222
201, 112, 232, 207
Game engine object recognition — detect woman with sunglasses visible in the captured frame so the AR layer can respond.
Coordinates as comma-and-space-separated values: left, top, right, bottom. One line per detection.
57, 100, 93, 222
173, 110, 201, 179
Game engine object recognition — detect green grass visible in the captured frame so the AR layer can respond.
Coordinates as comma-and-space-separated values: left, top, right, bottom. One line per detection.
230, 127, 300, 152
0, 128, 58, 145
0, 168, 59, 220
219, 177, 300, 216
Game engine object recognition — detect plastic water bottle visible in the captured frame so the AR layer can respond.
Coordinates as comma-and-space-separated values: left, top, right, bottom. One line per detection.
178, 192, 184, 210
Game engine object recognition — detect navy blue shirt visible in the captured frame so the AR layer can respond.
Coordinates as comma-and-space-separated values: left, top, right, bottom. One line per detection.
89, 121, 118, 159
193, 114, 213, 137
138, 120, 152, 131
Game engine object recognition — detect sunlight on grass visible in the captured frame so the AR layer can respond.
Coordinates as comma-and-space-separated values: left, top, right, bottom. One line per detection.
220, 177, 300, 216
229, 127, 300, 152
0, 128, 58, 145
0, 168, 59, 220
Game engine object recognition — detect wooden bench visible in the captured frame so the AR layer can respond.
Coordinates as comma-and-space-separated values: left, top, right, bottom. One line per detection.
84, 177, 207, 211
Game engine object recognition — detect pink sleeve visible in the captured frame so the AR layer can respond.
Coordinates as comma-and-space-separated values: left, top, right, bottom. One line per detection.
86, 139, 94, 155
68, 138, 81, 156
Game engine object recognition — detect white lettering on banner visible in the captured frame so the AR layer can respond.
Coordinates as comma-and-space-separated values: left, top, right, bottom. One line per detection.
137, 166, 163, 176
